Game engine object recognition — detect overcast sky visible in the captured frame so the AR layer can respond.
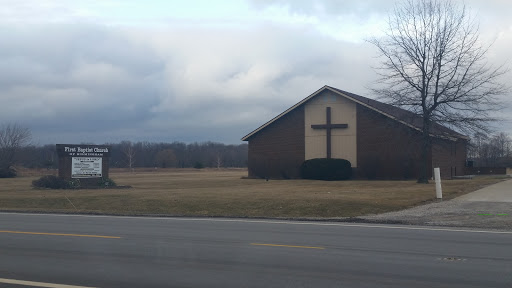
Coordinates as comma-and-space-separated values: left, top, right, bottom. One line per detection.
1, 0, 510, 145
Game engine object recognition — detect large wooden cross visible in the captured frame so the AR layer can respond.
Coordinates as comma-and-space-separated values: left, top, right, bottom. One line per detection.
311, 107, 348, 159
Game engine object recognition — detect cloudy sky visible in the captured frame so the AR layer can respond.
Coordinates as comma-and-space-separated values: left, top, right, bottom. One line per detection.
1, 0, 511, 145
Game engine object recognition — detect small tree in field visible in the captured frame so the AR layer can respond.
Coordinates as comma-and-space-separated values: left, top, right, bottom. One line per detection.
368, 0, 508, 183
121, 141, 136, 171
0, 123, 31, 176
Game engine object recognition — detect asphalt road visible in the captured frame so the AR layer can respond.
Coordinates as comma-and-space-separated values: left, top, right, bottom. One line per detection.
0, 213, 511, 288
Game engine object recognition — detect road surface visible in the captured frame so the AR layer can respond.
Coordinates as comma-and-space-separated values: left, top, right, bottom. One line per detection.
0, 213, 511, 287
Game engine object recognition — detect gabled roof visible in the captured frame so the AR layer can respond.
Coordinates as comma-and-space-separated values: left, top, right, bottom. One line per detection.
241, 85, 468, 141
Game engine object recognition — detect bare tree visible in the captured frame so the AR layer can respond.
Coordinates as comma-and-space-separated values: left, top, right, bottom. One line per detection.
121, 141, 136, 172
368, 0, 509, 183
467, 132, 488, 160
216, 153, 223, 169
492, 132, 511, 158
0, 123, 31, 172
469, 132, 512, 166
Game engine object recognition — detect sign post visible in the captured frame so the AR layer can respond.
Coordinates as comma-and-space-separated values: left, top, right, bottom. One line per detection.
56, 144, 111, 187
434, 167, 442, 199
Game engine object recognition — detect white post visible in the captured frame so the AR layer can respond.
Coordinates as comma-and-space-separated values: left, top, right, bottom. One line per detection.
434, 167, 442, 199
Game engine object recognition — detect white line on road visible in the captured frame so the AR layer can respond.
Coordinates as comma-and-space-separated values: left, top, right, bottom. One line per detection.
2, 212, 512, 234
0, 278, 97, 288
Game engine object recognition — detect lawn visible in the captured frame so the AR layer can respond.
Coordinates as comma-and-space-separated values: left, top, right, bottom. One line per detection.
0, 168, 506, 218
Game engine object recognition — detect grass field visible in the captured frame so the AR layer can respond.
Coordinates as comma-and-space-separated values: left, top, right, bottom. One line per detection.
0, 168, 506, 218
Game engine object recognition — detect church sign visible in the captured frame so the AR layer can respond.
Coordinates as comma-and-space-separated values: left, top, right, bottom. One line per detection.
71, 157, 102, 178
56, 144, 111, 186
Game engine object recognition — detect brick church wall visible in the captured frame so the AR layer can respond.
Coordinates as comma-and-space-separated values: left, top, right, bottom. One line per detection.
247, 106, 305, 179
455, 139, 468, 176
245, 91, 467, 180
356, 104, 429, 179
432, 138, 467, 179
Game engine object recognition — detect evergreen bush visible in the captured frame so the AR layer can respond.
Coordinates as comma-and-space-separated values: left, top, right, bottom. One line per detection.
300, 158, 352, 181
0, 168, 17, 178
32, 175, 68, 189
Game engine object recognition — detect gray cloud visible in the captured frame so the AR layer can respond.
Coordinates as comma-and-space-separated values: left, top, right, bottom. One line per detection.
248, 0, 391, 15
0, 24, 166, 142
0, 21, 380, 144
0, 1, 510, 145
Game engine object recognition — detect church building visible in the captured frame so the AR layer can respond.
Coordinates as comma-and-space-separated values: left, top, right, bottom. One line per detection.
242, 85, 467, 180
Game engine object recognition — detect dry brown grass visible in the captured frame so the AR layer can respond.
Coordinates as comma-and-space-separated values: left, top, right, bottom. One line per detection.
0, 168, 506, 218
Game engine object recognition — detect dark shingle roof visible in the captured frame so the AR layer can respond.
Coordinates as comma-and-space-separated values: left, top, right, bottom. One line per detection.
327, 86, 467, 140
241, 85, 467, 141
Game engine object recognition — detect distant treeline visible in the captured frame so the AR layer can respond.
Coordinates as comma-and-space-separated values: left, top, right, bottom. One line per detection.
467, 132, 512, 167
17, 141, 248, 169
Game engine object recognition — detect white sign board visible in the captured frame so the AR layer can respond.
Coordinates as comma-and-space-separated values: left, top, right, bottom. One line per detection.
71, 157, 102, 178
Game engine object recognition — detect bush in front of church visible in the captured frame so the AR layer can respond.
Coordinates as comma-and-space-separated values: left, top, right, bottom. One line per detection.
300, 158, 352, 181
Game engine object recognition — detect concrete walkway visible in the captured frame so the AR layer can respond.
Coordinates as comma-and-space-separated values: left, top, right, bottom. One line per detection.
362, 178, 512, 230
456, 179, 512, 202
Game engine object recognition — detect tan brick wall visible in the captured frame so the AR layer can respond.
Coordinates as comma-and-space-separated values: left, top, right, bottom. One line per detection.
304, 90, 357, 166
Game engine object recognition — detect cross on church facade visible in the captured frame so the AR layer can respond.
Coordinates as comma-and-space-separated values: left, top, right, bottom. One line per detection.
311, 107, 348, 159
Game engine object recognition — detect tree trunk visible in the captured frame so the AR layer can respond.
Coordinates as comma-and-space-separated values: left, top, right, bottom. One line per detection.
418, 118, 431, 183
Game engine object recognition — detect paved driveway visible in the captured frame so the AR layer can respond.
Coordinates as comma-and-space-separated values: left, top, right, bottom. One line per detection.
362, 178, 512, 230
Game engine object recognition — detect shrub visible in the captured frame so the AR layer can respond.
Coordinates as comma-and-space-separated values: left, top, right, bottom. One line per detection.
0, 168, 17, 178
33, 176, 118, 189
300, 158, 352, 181
193, 162, 204, 169
67, 179, 81, 189
98, 178, 117, 187
32, 175, 68, 189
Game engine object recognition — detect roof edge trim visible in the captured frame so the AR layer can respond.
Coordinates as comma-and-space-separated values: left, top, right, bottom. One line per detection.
241, 85, 329, 141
